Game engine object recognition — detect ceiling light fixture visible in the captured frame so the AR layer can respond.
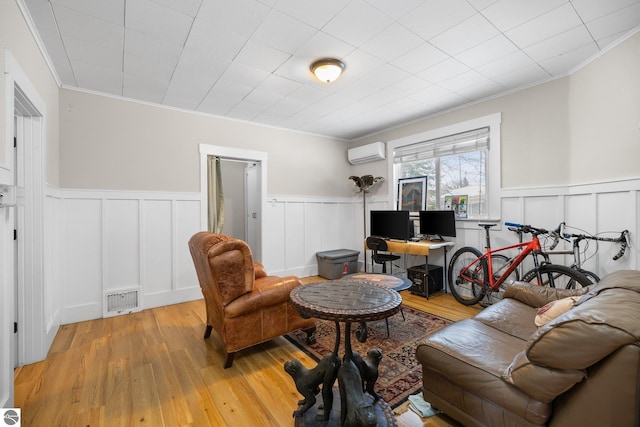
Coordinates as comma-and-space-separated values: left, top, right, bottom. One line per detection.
310, 58, 345, 83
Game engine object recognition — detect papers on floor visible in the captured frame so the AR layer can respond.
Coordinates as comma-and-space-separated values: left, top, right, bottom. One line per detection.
407, 392, 442, 418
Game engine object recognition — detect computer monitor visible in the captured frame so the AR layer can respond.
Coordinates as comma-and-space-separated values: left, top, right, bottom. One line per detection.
419, 210, 457, 240
370, 210, 411, 241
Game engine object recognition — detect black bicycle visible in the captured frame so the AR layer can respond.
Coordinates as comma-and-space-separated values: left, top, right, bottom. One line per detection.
540, 222, 629, 286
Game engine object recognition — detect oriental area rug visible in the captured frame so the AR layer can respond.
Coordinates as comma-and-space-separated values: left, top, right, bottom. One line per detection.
285, 305, 452, 408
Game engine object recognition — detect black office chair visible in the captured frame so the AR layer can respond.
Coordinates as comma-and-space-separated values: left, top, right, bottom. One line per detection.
366, 236, 401, 274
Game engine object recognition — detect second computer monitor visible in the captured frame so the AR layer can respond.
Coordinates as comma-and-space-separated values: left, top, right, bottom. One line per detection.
419, 210, 456, 240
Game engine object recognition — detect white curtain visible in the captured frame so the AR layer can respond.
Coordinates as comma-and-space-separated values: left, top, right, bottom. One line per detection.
207, 156, 224, 233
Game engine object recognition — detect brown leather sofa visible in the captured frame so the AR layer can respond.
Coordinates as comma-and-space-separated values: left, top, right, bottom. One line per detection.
189, 232, 315, 368
417, 270, 640, 426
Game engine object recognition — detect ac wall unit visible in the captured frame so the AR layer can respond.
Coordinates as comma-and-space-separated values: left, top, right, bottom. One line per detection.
347, 141, 386, 165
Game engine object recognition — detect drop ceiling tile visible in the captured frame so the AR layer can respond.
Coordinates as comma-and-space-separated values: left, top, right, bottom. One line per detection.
430, 14, 500, 56
272, 0, 350, 29
262, 97, 308, 120
386, 76, 433, 97
234, 40, 291, 73
399, 0, 476, 41
571, 0, 638, 23
322, 0, 393, 46
477, 50, 544, 79
524, 25, 593, 62
360, 23, 425, 62
252, 9, 318, 54
335, 79, 383, 101
540, 42, 599, 75
458, 79, 505, 101
393, 43, 449, 74
70, 59, 123, 94
294, 31, 355, 59
124, 54, 174, 83
506, 3, 584, 49
53, 5, 124, 50
125, 0, 193, 45
285, 85, 329, 104
220, 62, 270, 88
243, 88, 283, 108
124, 29, 182, 69
466, 0, 501, 11
36, 28, 76, 84
357, 64, 410, 89
489, 62, 550, 89
24, 0, 59, 33
52, 0, 124, 25
163, 67, 216, 110
183, 20, 246, 62
64, 36, 123, 68
585, 3, 640, 41
407, 84, 454, 103
456, 34, 519, 68
198, 80, 253, 113
440, 69, 490, 92
227, 100, 264, 121
174, 47, 231, 79
363, 0, 425, 19
196, 0, 270, 38
418, 58, 470, 84
338, 49, 386, 81
123, 73, 168, 104
481, 0, 567, 32
147, 0, 201, 17
257, 74, 303, 95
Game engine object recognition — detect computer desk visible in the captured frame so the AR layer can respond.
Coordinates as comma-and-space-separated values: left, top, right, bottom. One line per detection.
365, 239, 455, 296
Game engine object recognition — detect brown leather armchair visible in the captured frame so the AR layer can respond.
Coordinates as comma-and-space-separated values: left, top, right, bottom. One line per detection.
188, 232, 316, 368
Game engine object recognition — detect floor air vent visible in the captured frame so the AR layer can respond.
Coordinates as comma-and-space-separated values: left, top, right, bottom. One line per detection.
104, 288, 141, 317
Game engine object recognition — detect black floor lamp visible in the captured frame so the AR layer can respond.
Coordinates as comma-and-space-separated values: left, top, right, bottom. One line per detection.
349, 175, 384, 272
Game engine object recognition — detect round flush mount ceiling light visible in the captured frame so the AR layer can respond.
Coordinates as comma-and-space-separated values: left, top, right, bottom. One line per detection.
310, 58, 345, 83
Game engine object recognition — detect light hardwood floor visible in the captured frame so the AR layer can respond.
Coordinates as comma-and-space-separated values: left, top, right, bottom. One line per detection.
14, 277, 481, 427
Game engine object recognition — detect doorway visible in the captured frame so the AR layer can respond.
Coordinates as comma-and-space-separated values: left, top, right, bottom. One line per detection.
199, 145, 267, 262
3, 50, 48, 407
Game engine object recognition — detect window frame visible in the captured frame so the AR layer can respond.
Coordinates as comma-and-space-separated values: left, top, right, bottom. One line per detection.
386, 113, 502, 222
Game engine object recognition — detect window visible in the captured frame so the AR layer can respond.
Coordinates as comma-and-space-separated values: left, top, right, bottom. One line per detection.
394, 128, 489, 217
388, 113, 501, 220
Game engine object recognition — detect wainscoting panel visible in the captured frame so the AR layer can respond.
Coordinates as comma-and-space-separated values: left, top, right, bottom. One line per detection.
61, 191, 202, 324
174, 200, 201, 291
62, 198, 103, 322
105, 199, 140, 293
142, 200, 173, 295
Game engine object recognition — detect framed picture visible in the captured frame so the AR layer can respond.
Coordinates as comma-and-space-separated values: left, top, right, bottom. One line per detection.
397, 177, 427, 213
445, 195, 468, 219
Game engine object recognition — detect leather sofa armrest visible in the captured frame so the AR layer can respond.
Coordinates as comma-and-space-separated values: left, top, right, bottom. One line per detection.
504, 283, 591, 308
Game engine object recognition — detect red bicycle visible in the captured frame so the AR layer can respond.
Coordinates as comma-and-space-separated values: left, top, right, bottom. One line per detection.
448, 222, 592, 306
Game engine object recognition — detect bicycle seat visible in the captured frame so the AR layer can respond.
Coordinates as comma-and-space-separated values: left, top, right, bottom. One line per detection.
478, 223, 497, 229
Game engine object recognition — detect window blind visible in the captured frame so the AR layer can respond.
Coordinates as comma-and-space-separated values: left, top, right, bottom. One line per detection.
393, 127, 489, 163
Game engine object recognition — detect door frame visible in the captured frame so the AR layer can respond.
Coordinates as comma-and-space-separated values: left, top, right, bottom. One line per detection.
199, 144, 267, 262
2, 49, 50, 407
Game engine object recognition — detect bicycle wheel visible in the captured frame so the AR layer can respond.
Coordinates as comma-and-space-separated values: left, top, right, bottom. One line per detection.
481, 254, 520, 306
448, 247, 487, 305
575, 267, 600, 284
521, 264, 592, 289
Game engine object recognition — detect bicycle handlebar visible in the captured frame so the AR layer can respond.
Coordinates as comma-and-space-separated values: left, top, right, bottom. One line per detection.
613, 230, 629, 260
504, 222, 550, 236
551, 222, 629, 261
